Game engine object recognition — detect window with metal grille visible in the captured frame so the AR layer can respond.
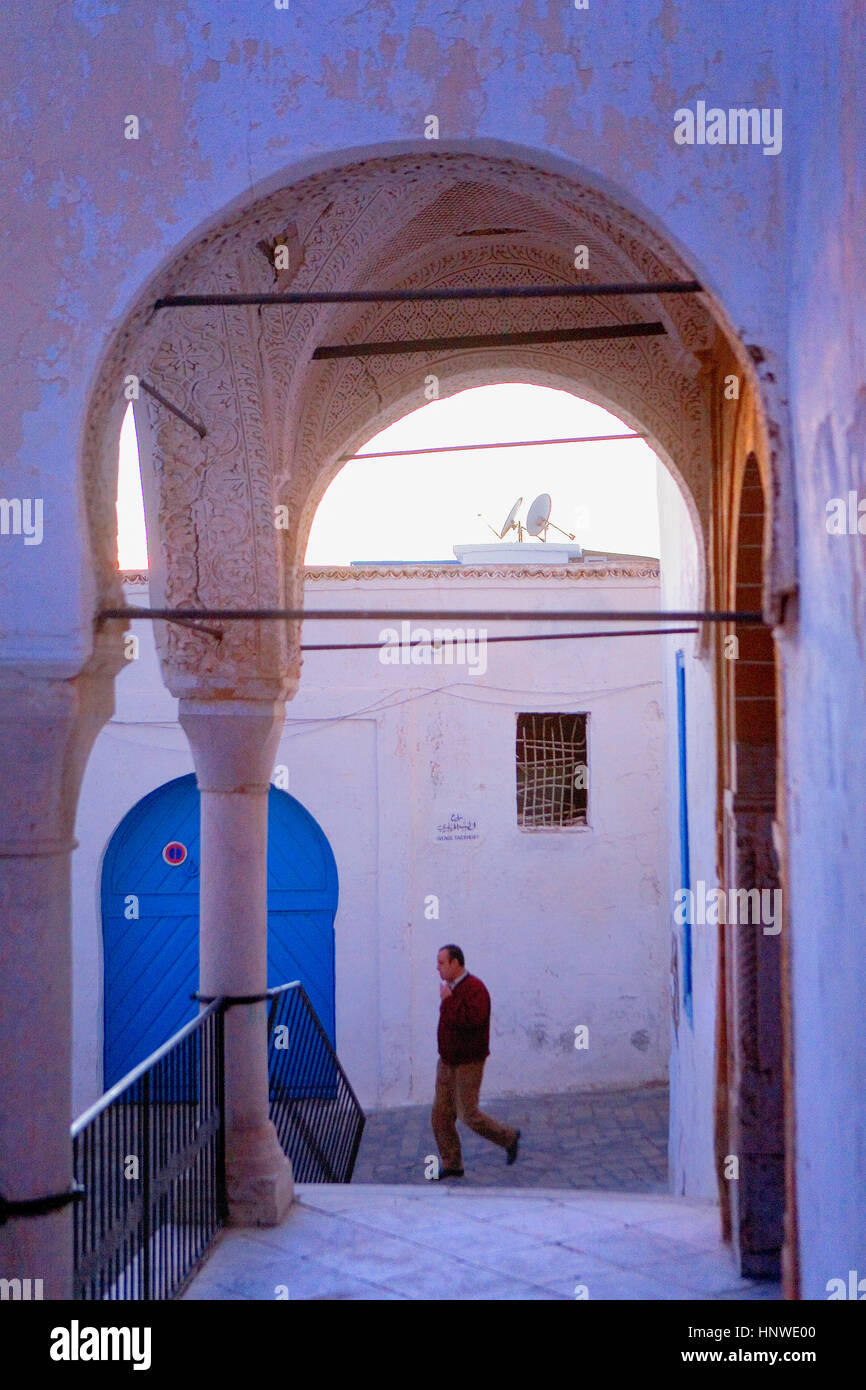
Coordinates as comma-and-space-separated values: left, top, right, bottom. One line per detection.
516, 713, 588, 828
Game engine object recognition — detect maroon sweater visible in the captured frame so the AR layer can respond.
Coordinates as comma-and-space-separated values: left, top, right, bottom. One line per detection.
437, 973, 491, 1065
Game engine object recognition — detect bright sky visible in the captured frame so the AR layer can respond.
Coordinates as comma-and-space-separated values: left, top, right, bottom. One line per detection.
116, 384, 661, 569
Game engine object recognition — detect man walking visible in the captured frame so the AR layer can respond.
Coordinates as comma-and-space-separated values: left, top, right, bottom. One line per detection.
431, 944, 520, 1179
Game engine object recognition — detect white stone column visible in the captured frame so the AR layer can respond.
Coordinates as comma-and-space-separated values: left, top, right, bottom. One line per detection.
0, 658, 116, 1298
179, 697, 293, 1225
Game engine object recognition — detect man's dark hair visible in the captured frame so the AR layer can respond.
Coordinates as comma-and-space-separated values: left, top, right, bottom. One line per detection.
440, 943, 464, 967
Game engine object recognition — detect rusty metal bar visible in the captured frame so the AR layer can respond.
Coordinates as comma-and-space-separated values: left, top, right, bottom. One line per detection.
100, 606, 766, 625
312, 321, 666, 361
154, 280, 702, 309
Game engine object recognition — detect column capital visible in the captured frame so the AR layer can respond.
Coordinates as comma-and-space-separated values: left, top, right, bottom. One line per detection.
178, 697, 285, 792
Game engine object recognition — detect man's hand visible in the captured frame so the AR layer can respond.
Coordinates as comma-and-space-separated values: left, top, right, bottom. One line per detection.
439, 982, 451, 1001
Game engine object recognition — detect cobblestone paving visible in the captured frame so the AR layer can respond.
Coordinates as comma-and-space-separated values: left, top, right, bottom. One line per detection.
351, 1082, 669, 1190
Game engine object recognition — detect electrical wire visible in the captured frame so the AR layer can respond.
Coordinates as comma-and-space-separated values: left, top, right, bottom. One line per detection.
301, 626, 696, 651
107, 675, 666, 739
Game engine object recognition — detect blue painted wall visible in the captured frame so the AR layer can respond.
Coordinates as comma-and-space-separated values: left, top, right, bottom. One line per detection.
102, 775, 338, 1089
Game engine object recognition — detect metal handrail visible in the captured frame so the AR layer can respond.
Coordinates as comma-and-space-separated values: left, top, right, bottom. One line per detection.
71, 1002, 225, 1300
70, 981, 365, 1298
266, 982, 366, 1183
71, 999, 224, 1137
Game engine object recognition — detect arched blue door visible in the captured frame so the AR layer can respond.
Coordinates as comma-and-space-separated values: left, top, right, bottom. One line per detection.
102, 774, 338, 1090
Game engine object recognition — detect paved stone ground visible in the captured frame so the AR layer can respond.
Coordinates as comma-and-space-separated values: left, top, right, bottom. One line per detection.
184, 1184, 781, 1301
350, 1082, 669, 1190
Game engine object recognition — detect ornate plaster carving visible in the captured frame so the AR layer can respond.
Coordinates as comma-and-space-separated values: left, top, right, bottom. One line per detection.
85, 150, 724, 699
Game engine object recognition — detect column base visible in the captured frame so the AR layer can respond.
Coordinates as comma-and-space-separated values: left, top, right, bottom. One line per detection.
225, 1123, 295, 1227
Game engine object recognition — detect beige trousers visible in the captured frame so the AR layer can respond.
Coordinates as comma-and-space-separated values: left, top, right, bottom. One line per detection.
431, 1057, 517, 1171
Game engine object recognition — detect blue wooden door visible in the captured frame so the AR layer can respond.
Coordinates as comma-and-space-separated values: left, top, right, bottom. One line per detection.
102, 774, 338, 1090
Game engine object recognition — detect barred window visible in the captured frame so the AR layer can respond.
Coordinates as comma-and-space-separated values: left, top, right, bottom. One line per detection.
516, 713, 588, 828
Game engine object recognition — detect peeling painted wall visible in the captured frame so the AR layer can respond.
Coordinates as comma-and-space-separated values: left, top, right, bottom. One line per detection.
1, 1, 788, 668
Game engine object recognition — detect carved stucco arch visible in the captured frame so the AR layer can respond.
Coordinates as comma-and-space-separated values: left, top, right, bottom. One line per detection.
294, 352, 705, 586
81, 147, 777, 696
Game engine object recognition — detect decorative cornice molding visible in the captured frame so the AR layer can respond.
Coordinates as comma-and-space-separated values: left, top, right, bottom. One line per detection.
304, 564, 661, 581
122, 563, 660, 584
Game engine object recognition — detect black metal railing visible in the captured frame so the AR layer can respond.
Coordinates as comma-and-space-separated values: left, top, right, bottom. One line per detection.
71, 1002, 225, 1301
70, 982, 364, 1298
267, 983, 365, 1182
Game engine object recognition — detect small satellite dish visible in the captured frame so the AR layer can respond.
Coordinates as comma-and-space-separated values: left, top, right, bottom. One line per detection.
499, 496, 524, 539
526, 493, 552, 538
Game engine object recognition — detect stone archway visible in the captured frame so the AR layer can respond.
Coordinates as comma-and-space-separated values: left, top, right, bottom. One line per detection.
75, 146, 793, 1267
86, 149, 731, 646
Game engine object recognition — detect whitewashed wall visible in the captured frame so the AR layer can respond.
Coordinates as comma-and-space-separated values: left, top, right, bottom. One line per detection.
656, 464, 719, 1201
781, 6, 866, 1298
72, 560, 669, 1116
71, 578, 194, 1114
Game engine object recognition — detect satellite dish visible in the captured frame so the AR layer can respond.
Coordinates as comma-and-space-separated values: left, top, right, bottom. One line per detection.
526, 493, 552, 538
499, 496, 524, 538
526, 492, 577, 542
